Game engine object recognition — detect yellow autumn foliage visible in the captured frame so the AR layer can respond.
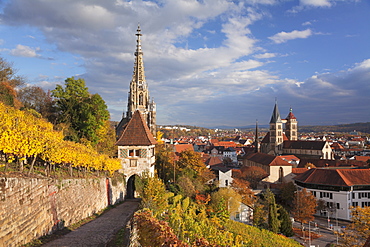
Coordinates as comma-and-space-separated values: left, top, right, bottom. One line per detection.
0, 102, 121, 174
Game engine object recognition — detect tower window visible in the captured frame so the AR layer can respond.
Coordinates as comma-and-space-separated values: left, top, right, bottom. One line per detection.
139, 93, 143, 105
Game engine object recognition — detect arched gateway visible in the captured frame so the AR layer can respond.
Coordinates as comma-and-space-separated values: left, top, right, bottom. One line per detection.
115, 110, 157, 198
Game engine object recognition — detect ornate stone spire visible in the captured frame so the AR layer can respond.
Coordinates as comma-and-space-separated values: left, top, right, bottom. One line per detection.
127, 24, 148, 120
116, 24, 156, 138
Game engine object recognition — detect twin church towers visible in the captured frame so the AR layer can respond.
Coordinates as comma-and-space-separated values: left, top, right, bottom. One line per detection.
116, 25, 156, 138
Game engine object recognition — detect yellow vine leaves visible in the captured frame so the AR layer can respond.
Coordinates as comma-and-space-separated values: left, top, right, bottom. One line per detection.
0, 102, 121, 174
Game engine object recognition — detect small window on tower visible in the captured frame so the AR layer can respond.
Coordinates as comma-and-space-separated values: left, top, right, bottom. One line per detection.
139, 93, 143, 105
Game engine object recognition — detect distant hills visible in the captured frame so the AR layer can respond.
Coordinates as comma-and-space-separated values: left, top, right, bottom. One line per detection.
205, 122, 370, 134
298, 122, 370, 134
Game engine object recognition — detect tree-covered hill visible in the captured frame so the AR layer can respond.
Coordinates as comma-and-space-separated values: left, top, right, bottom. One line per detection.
299, 122, 370, 134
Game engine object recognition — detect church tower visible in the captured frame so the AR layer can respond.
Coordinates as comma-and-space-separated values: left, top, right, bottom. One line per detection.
285, 107, 298, 141
269, 101, 283, 155
116, 25, 156, 138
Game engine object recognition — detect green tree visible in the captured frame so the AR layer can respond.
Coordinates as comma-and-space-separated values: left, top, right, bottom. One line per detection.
52, 77, 110, 145
252, 202, 267, 229
279, 182, 297, 209
278, 205, 294, 237
264, 189, 280, 233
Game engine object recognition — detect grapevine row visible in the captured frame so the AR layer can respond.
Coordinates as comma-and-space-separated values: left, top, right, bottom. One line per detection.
0, 102, 121, 174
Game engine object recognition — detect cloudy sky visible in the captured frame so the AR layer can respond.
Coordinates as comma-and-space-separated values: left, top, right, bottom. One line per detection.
0, 0, 369, 128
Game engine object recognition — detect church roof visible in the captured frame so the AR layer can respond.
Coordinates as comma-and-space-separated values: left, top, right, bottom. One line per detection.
270, 102, 282, 124
245, 152, 292, 166
205, 156, 223, 167
261, 132, 289, 143
115, 110, 157, 146
294, 168, 370, 187
286, 108, 296, 120
283, 140, 326, 150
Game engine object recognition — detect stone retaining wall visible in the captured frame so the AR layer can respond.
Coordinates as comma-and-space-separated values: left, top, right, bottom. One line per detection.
0, 176, 126, 247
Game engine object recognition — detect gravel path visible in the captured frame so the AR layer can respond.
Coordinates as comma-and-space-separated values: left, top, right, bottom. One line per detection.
43, 199, 140, 247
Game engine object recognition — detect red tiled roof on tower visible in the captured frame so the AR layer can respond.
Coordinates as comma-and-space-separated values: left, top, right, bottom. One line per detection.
286, 107, 296, 120
115, 110, 157, 146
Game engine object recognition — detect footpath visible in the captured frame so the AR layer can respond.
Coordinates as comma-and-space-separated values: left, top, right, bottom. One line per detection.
42, 199, 140, 247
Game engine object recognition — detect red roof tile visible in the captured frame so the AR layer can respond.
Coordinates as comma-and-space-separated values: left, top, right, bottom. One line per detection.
174, 144, 194, 153
292, 168, 308, 175
245, 153, 292, 166
205, 156, 223, 167
354, 156, 370, 162
115, 110, 157, 146
286, 111, 296, 120
294, 168, 370, 187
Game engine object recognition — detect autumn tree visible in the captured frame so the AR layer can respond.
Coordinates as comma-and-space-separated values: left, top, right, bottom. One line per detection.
134, 209, 187, 247
0, 57, 24, 107
239, 166, 268, 189
304, 162, 316, 169
340, 206, 370, 247
135, 172, 171, 217
176, 149, 206, 176
292, 188, 317, 224
231, 177, 255, 206
210, 187, 242, 218
17, 85, 57, 122
155, 144, 175, 183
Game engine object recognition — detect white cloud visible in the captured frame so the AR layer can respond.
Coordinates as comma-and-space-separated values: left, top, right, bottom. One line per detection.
0, 0, 368, 126
269, 29, 312, 44
353, 58, 370, 70
254, 53, 276, 59
300, 0, 332, 7
10, 44, 40, 57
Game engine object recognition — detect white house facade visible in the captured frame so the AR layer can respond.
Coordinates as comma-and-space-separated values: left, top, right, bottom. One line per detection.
294, 168, 370, 221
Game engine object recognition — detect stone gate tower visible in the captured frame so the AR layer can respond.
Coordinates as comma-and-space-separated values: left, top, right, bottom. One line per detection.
116, 25, 156, 138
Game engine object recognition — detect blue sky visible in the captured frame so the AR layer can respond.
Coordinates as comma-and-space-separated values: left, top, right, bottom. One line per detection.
0, 0, 369, 128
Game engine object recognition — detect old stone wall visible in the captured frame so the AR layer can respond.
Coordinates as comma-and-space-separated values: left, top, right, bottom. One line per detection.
0, 176, 126, 247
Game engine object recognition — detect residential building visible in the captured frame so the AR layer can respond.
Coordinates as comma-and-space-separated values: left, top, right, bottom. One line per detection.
294, 168, 370, 221
243, 153, 292, 183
